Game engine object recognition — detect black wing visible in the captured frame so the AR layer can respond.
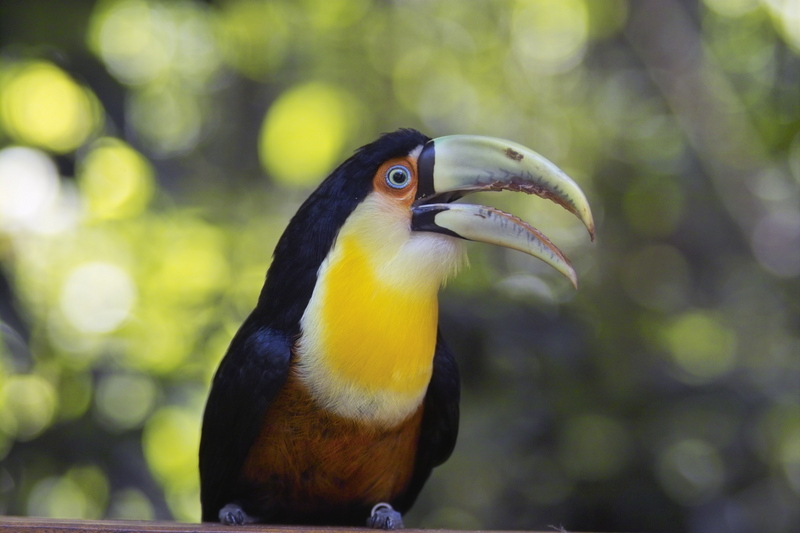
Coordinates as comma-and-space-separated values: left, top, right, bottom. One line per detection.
394, 329, 461, 513
199, 319, 292, 522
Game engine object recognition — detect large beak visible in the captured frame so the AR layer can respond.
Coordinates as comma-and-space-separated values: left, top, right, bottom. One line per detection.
412, 135, 595, 289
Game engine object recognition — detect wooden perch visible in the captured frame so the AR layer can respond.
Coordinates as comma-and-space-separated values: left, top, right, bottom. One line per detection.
0, 517, 576, 533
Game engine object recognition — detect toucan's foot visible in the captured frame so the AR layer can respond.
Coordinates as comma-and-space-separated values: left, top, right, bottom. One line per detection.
219, 503, 258, 525
366, 503, 404, 529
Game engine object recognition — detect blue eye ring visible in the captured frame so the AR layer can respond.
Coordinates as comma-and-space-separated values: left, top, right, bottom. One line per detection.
385, 165, 412, 189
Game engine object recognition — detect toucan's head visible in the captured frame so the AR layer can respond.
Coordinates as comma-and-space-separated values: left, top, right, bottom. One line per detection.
258, 128, 594, 332
255, 129, 595, 421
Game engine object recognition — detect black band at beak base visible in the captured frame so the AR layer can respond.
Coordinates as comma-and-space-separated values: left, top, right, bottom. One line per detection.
410, 205, 461, 238
415, 141, 436, 200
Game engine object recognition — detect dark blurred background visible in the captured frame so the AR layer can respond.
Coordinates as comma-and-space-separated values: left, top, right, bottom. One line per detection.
0, 0, 798, 532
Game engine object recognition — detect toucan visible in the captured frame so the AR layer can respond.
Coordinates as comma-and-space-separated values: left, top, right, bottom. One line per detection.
199, 129, 594, 528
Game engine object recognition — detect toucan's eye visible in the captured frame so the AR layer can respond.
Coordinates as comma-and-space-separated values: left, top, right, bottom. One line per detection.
385, 165, 412, 189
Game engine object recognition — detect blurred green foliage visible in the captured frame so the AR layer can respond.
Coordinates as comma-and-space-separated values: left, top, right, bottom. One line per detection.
0, 0, 798, 531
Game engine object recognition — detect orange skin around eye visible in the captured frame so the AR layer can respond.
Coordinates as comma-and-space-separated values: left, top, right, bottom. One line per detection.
372, 156, 419, 207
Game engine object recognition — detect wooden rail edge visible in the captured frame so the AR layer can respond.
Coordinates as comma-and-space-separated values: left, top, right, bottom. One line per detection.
0, 517, 573, 533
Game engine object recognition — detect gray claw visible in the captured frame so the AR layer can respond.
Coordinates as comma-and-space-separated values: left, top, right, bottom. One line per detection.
219, 503, 257, 525
366, 502, 405, 530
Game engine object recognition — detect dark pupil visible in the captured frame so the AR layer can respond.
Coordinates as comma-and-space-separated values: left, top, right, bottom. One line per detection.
391, 169, 406, 185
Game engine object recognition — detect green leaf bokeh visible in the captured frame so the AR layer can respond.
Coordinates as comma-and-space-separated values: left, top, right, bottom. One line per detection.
0, 1, 798, 531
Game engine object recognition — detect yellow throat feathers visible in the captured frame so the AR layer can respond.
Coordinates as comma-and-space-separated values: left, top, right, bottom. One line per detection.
296, 193, 465, 425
